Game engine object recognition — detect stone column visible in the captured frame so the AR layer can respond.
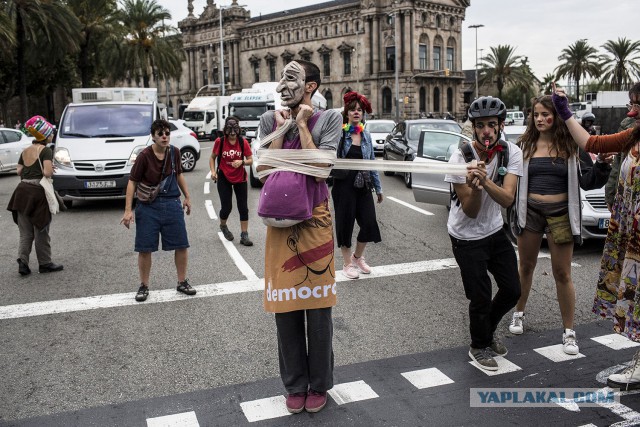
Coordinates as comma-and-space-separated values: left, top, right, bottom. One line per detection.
187, 49, 194, 91
404, 10, 412, 72
206, 44, 212, 85
371, 16, 379, 74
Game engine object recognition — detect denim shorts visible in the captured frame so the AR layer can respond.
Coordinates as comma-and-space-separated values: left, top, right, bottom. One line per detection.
135, 197, 189, 252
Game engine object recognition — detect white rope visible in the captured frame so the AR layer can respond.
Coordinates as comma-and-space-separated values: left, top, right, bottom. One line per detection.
254, 148, 467, 179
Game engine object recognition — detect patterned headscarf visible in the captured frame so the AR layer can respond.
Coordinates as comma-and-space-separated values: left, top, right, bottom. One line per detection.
343, 91, 372, 114
25, 115, 54, 141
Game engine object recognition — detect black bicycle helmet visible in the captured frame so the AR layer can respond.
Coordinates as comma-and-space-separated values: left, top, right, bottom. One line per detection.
582, 112, 595, 122
468, 96, 507, 121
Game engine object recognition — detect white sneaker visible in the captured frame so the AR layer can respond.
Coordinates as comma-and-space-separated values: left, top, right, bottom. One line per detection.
509, 312, 524, 335
608, 350, 640, 390
562, 329, 579, 355
351, 253, 371, 274
342, 263, 359, 280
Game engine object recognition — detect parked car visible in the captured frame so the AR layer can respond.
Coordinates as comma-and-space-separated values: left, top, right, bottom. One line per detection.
0, 127, 32, 173
383, 119, 461, 188
365, 119, 396, 154
168, 119, 201, 172
411, 128, 610, 241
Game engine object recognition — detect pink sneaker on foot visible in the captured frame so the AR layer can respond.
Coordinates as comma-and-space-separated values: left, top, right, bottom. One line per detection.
286, 392, 306, 414
343, 263, 359, 279
351, 253, 371, 274
305, 390, 327, 413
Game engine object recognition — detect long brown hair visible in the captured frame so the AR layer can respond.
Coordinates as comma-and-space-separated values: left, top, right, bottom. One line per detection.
519, 95, 577, 160
623, 82, 640, 154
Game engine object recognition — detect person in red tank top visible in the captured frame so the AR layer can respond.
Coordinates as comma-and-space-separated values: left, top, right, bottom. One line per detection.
209, 116, 254, 245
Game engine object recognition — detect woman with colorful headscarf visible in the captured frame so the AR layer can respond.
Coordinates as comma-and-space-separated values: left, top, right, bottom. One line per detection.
7, 115, 64, 276
209, 115, 254, 246
332, 91, 383, 280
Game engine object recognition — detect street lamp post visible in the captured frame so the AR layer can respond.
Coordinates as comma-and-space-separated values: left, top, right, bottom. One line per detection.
468, 24, 484, 100
195, 84, 216, 98
389, 6, 400, 122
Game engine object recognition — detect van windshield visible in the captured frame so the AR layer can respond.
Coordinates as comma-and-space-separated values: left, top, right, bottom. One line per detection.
230, 105, 267, 120
183, 111, 204, 121
60, 104, 153, 138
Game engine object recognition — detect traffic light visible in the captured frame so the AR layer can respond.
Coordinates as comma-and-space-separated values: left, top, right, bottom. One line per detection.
444, 68, 450, 77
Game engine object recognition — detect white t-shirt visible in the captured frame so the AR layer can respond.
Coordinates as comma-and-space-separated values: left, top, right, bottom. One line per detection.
445, 141, 523, 240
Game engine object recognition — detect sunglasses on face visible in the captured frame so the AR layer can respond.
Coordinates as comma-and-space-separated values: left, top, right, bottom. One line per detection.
155, 131, 170, 137
474, 121, 499, 129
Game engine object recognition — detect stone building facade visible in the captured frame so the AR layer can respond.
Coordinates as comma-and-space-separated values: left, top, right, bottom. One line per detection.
168, 0, 470, 120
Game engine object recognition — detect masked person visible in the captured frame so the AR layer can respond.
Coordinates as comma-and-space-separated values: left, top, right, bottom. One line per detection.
256, 60, 342, 414
552, 82, 640, 390
508, 96, 611, 356
209, 116, 254, 246
581, 112, 597, 136
445, 96, 523, 371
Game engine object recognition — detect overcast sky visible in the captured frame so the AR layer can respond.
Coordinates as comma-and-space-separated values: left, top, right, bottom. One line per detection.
163, 0, 637, 82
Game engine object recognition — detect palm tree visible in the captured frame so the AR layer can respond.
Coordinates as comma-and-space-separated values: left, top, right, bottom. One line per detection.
67, 0, 120, 87
110, 0, 183, 88
4, 0, 81, 120
599, 37, 640, 91
540, 73, 556, 95
478, 45, 531, 99
554, 39, 600, 101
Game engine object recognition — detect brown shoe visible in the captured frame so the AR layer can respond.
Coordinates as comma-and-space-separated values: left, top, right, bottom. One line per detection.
305, 390, 327, 413
286, 392, 306, 414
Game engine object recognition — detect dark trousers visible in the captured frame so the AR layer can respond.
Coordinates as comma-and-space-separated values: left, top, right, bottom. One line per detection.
450, 230, 521, 349
274, 308, 334, 394
216, 172, 248, 221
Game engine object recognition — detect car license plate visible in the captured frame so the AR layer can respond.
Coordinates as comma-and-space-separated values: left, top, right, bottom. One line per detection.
599, 218, 610, 229
85, 180, 116, 189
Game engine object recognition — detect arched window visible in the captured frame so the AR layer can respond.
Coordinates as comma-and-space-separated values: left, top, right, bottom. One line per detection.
344, 22, 349, 33
246, 39, 250, 49
269, 35, 273, 45
287, 32, 291, 42
315, 28, 318, 38
334, 24, 339, 35
278, 34, 282, 44
382, 88, 393, 114
296, 31, 300, 41
422, 12, 428, 23
449, 17, 455, 27
260, 36, 265, 47
305, 29, 309, 39
447, 87, 453, 112
355, 21, 360, 32
325, 89, 333, 109
436, 15, 442, 28
433, 87, 441, 112
419, 87, 426, 112
323, 26, 328, 37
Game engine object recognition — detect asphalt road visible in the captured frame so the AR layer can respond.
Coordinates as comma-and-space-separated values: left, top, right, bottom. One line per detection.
0, 142, 629, 426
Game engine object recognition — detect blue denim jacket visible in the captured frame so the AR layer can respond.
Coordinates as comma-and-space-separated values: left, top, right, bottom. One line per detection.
339, 129, 383, 194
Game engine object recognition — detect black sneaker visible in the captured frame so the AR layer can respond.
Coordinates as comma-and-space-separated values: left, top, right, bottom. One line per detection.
240, 231, 253, 246
490, 337, 508, 356
220, 224, 234, 241
469, 347, 499, 371
177, 279, 196, 295
17, 259, 31, 276
135, 284, 149, 302
39, 263, 63, 273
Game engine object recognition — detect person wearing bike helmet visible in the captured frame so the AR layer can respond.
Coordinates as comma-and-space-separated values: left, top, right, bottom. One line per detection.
444, 96, 523, 371
581, 112, 597, 135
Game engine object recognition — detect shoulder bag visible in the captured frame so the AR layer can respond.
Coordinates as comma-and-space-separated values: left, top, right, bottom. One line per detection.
136, 147, 170, 204
37, 147, 59, 214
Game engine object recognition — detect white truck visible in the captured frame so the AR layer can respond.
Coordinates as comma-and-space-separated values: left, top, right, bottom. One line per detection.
228, 89, 276, 141
53, 87, 162, 207
182, 96, 230, 140
585, 91, 629, 108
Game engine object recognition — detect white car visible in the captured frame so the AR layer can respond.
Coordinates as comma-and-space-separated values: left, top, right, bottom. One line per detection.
0, 127, 32, 173
411, 128, 610, 241
168, 119, 201, 172
365, 119, 395, 154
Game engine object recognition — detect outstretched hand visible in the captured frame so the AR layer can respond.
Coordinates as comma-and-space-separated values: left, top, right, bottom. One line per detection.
551, 82, 574, 121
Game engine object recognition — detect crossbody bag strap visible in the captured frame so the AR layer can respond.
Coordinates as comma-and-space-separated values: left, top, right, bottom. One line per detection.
158, 146, 169, 184
36, 145, 45, 173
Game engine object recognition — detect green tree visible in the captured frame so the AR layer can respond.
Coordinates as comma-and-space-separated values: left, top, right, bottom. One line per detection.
4, 0, 81, 120
540, 73, 556, 95
599, 37, 640, 91
67, 0, 120, 87
109, 0, 183, 88
554, 39, 600, 101
478, 45, 531, 99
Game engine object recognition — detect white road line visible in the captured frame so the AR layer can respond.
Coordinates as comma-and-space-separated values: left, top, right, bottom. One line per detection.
206, 171, 212, 180
204, 200, 218, 220
469, 356, 522, 376
328, 380, 379, 405
218, 231, 259, 281
402, 367, 454, 389
204, 181, 210, 194
0, 254, 561, 321
387, 196, 434, 216
240, 396, 291, 422
146, 411, 200, 427
591, 334, 640, 350
533, 344, 586, 362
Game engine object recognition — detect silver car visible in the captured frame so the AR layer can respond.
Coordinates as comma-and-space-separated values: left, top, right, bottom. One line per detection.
411, 129, 610, 241
364, 119, 395, 154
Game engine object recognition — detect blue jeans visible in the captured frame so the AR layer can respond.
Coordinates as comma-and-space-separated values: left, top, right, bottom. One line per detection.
450, 230, 521, 349
135, 197, 189, 252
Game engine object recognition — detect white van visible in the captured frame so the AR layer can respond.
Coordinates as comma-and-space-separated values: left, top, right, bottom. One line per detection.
182, 96, 230, 140
53, 88, 161, 207
505, 111, 525, 126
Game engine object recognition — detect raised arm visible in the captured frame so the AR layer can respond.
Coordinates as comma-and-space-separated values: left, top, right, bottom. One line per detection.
550, 83, 590, 150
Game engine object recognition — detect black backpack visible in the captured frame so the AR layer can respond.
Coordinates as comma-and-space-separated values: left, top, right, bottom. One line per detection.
450, 139, 510, 207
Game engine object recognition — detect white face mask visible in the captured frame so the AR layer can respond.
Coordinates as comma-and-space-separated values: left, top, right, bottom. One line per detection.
276, 61, 306, 108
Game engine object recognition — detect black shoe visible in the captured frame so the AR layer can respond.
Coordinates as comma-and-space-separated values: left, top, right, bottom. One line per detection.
220, 224, 234, 241
135, 284, 149, 302
240, 232, 253, 246
177, 279, 196, 295
39, 263, 63, 273
17, 259, 31, 276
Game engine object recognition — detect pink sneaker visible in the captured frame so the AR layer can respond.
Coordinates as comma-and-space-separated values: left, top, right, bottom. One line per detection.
343, 263, 359, 279
351, 253, 371, 274
286, 392, 306, 414
305, 390, 327, 413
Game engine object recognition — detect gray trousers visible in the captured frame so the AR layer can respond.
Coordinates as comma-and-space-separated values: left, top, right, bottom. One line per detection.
17, 212, 52, 265
275, 307, 334, 394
